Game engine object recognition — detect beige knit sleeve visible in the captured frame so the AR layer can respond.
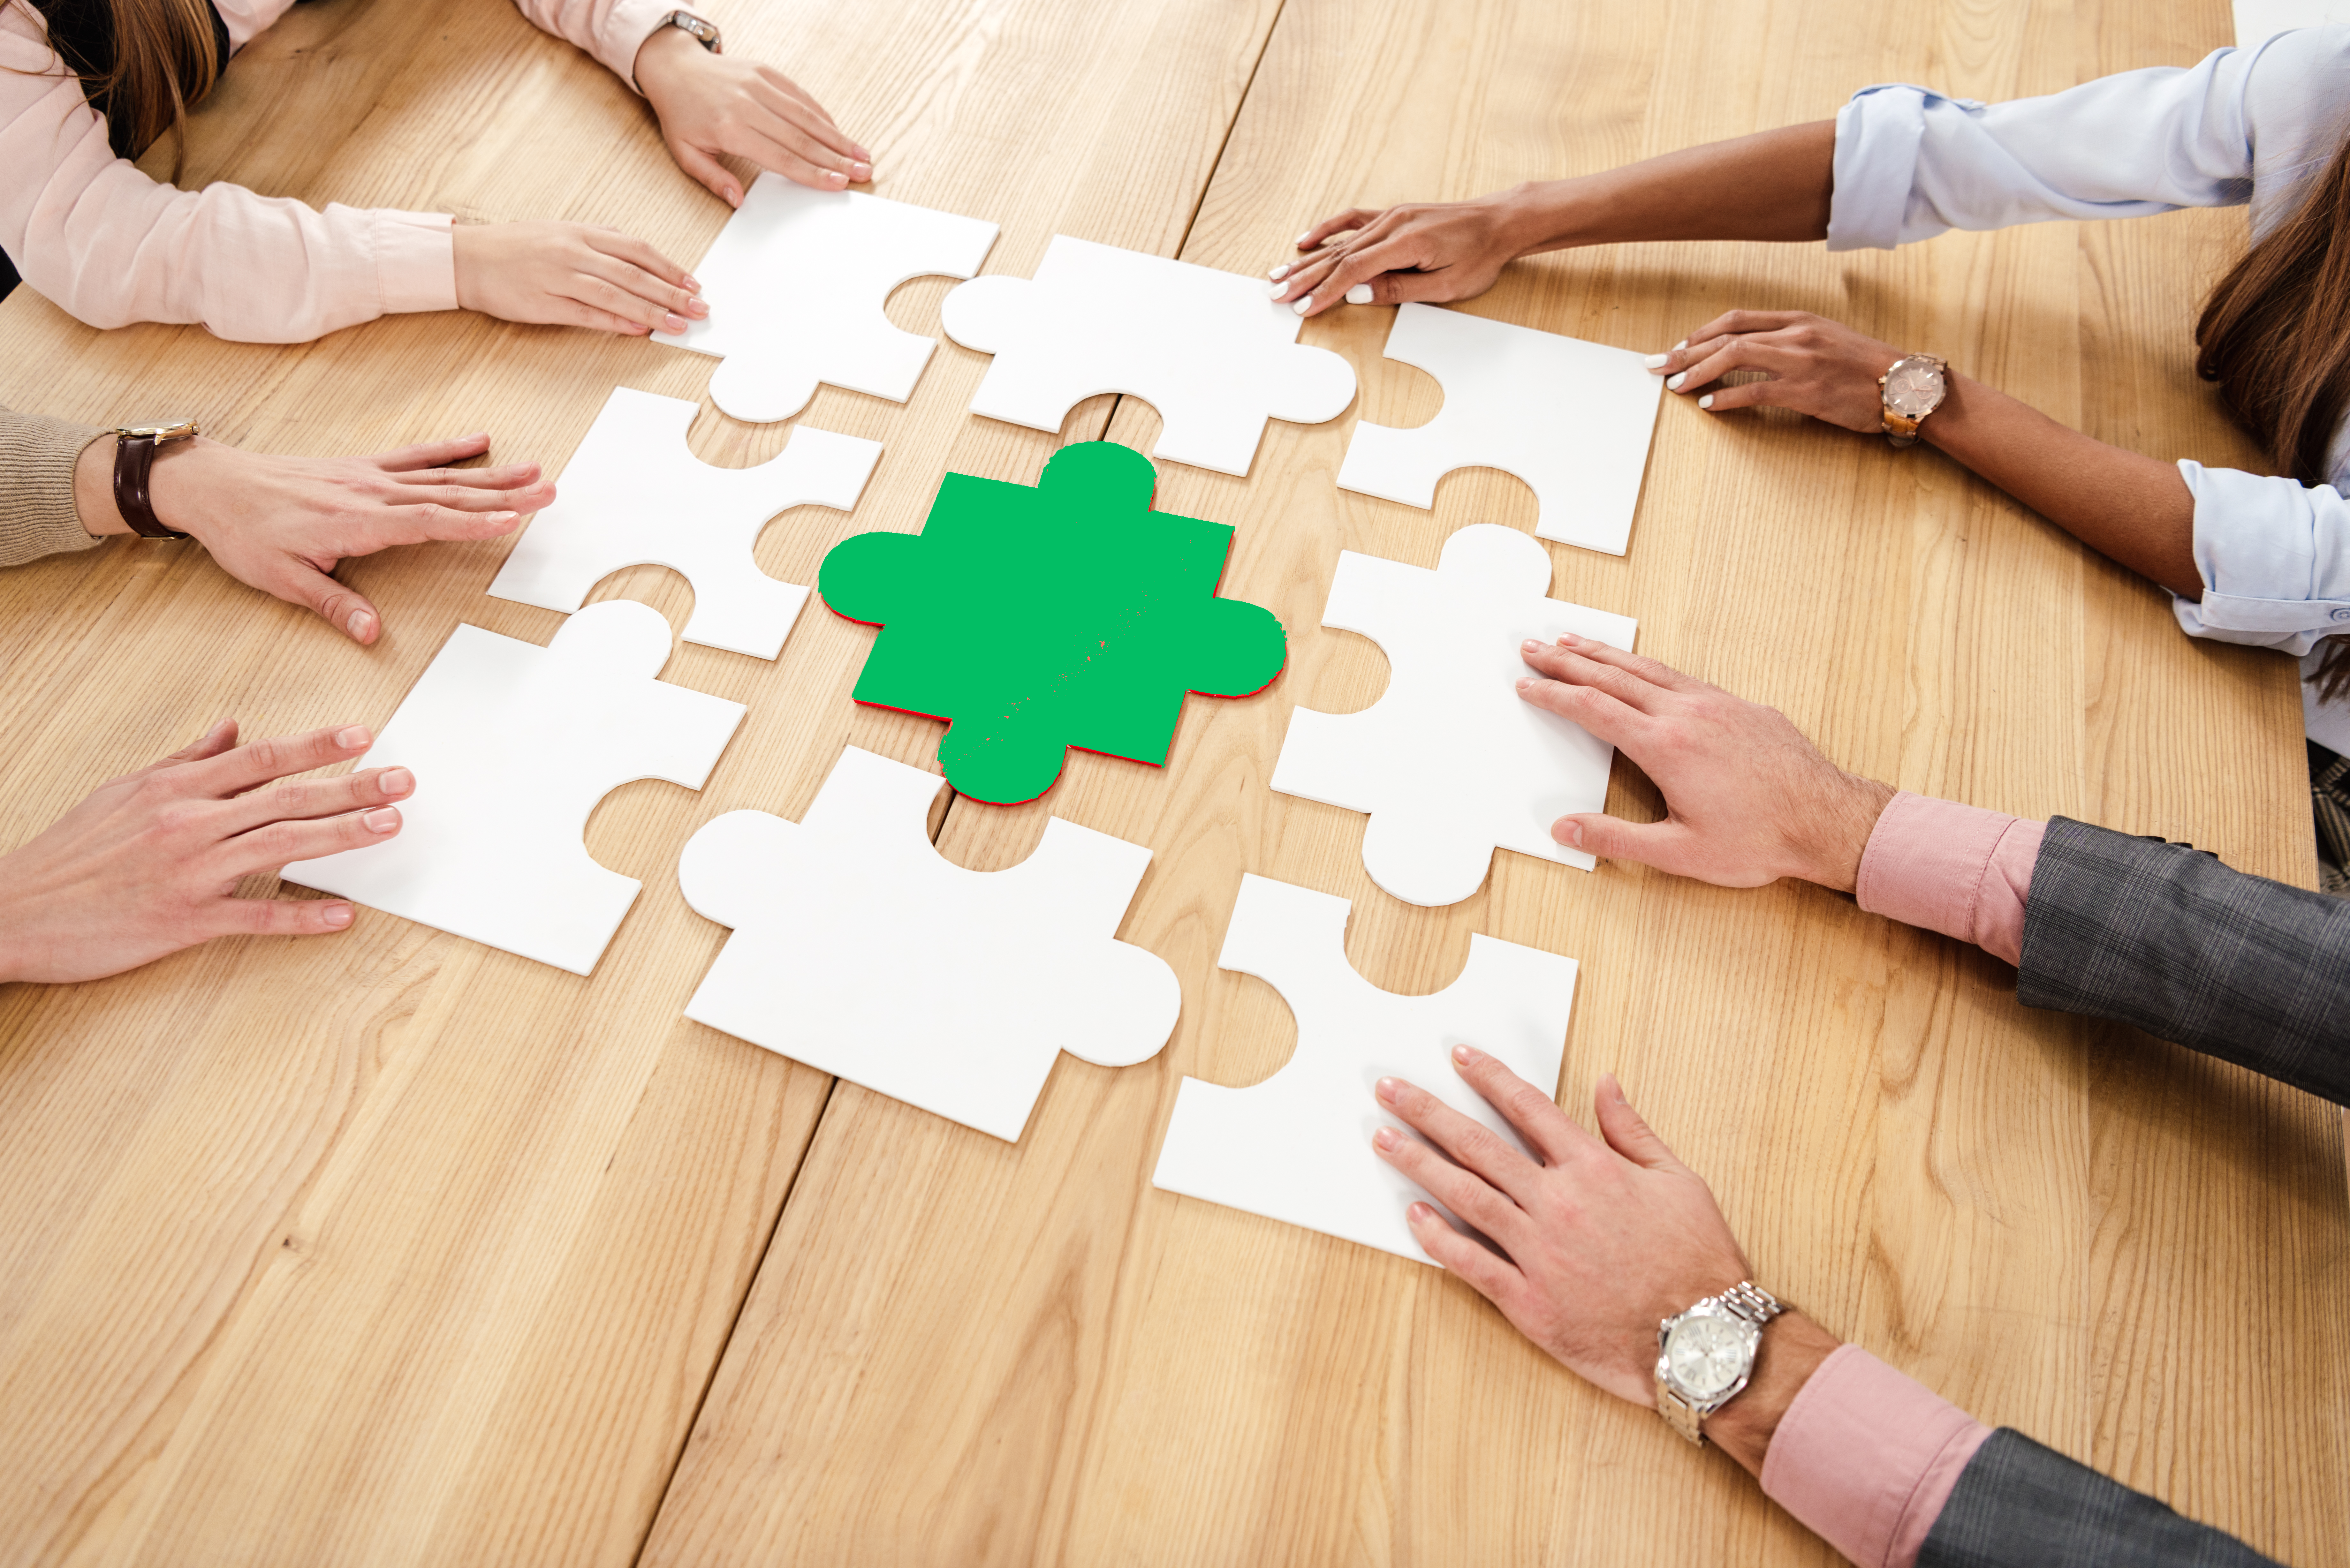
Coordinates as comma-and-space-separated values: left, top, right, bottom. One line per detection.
0, 401, 106, 568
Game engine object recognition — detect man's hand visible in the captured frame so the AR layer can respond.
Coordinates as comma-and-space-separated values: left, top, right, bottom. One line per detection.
1373, 1048, 1840, 1475
635, 26, 870, 207
1647, 309, 1904, 431
79, 433, 556, 644
1515, 635, 1893, 891
0, 721, 407, 985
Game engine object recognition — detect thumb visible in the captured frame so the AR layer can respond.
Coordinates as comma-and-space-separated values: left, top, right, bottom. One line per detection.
288, 563, 381, 645
670, 135, 743, 208
1551, 812, 1691, 871
1594, 1075, 1685, 1172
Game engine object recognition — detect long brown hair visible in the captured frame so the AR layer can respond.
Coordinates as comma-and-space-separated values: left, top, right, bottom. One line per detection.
11, 0, 220, 180
2196, 121, 2350, 702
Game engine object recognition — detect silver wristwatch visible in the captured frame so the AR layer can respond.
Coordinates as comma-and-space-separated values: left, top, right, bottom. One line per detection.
660, 9, 722, 53
1654, 1280, 1784, 1445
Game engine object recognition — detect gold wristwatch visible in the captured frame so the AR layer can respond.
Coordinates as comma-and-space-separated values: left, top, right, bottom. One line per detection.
1654, 1280, 1784, 1445
1878, 353, 1949, 447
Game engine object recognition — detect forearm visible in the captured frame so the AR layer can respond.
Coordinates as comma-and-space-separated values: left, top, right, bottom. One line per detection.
1921, 374, 2200, 599
1500, 121, 1836, 253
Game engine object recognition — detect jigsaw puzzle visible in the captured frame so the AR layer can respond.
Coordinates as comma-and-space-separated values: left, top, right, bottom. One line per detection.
1337, 303, 1662, 555
653, 175, 1000, 423
679, 746, 1181, 1142
939, 235, 1357, 477
487, 386, 883, 660
284, 601, 746, 975
1152, 874, 1579, 1263
818, 441, 1286, 803
1270, 524, 1638, 906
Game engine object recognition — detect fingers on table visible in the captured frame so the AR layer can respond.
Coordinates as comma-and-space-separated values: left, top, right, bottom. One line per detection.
1404, 1202, 1524, 1300
182, 724, 374, 799
1374, 1074, 1539, 1222
369, 433, 493, 471
1592, 1074, 1689, 1174
216, 799, 403, 878
213, 894, 358, 938
221, 764, 413, 837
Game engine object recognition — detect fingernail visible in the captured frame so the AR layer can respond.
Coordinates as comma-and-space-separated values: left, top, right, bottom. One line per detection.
850, 161, 871, 181
663, 313, 690, 334
362, 807, 400, 833
1452, 1044, 1481, 1065
1295, 230, 1312, 245
1406, 1202, 1434, 1224
1376, 1076, 1402, 1103
1521, 638, 1542, 652
1606, 1074, 1629, 1105
682, 274, 700, 290
1557, 632, 1585, 647
1556, 820, 1583, 847
727, 189, 743, 208
1673, 339, 1688, 350
347, 609, 375, 640
1515, 675, 1535, 691
335, 725, 372, 750
1268, 280, 1287, 299
323, 903, 353, 929
1373, 1127, 1399, 1151
1345, 283, 1373, 305
1269, 264, 1290, 281
1698, 393, 1715, 410
686, 298, 709, 317
1293, 296, 1312, 314
380, 767, 414, 795
1644, 352, 1670, 369
826, 170, 847, 187
1666, 372, 1687, 391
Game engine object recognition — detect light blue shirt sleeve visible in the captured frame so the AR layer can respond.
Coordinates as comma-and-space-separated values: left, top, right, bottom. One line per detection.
1826, 27, 2350, 251
2172, 461, 2350, 654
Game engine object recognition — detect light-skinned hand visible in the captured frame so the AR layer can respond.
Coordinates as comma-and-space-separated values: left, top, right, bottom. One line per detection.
0, 721, 407, 985
1270, 194, 1530, 317
77, 433, 555, 644
634, 26, 871, 207
1647, 309, 1906, 430
452, 220, 709, 337
1514, 635, 1894, 891
1373, 1047, 1840, 1474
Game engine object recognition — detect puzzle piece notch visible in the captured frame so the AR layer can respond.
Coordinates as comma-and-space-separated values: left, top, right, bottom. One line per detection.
940, 236, 1357, 477
1336, 303, 1663, 556
284, 600, 746, 975
487, 387, 882, 661
678, 746, 1181, 1141
1151, 874, 1578, 1263
1270, 524, 1638, 905
654, 175, 1001, 423
818, 441, 1287, 804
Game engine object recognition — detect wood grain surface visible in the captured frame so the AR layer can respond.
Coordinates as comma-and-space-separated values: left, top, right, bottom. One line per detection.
0, 0, 2340, 1565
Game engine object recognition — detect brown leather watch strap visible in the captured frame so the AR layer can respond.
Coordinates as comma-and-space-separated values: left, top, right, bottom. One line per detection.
112, 433, 190, 539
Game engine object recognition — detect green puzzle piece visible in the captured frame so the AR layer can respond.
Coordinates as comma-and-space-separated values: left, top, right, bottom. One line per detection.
818, 441, 1286, 804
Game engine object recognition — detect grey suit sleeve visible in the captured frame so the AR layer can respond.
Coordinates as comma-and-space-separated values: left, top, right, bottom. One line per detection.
2015, 818, 2350, 1105
1919, 1429, 2278, 1568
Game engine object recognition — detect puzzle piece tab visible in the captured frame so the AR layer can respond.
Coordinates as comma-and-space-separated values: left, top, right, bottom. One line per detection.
488, 387, 882, 660
679, 746, 1181, 1142
1152, 874, 1578, 1263
1271, 524, 1637, 906
654, 175, 1000, 423
1337, 303, 1663, 555
818, 441, 1286, 804
284, 601, 745, 975
940, 236, 1356, 477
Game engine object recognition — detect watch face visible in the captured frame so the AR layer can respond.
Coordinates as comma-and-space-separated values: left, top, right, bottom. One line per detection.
1664, 1314, 1751, 1399
1884, 358, 1945, 418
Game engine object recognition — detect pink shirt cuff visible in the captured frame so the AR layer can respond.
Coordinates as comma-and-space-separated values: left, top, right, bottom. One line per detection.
372, 210, 459, 316
1853, 792, 2044, 965
1761, 1345, 1994, 1568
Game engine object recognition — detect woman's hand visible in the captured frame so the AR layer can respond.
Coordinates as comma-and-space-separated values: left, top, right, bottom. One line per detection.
1270, 193, 1532, 317
452, 220, 709, 337
80, 433, 555, 644
634, 26, 870, 207
0, 721, 407, 985
1649, 310, 1903, 431
1515, 635, 1894, 891
1372, 1048, 1840, 1473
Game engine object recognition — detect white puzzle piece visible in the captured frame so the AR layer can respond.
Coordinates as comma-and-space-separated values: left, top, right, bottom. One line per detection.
1336, 303, 1663, 555
939, 235, 1357, 477
1152, 874, 1577, 1264
1270, 524, 1638, 906
487, 387, 882, 660
284, 601, 745, 976
678, 746, 1182, 1142
653, 174, 1000, 423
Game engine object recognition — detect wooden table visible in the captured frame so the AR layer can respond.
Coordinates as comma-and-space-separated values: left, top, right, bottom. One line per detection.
2, 0, 2342, 1563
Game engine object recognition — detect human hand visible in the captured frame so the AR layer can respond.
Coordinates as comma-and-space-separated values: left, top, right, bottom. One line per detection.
0, 721, 407, 985
91, 433, 556, 644
1648, 310, 1905, 432
1373, 1049, 1840, 1472
1515, 635, 1893, 891
634, 25, 870, 207
452, 220, 708, 336
1270, 191, 1532, 317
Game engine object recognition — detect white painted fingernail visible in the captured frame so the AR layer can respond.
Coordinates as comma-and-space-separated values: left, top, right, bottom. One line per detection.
1293, 296, 1313, 314
1268, 280, 1286, 298
1666, 372, 1687, 391
1296, 231, 1312, 245
1673, 339, 1688, 350
1698, 393, 1715, 410
1644, 352, 1670, 369
1269, 264, 1290, 281
1345, 283, 1373, 305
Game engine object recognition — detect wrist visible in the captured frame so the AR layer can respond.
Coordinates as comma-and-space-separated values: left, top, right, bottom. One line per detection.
1701, 1312, 1841, 1478
632, 19, 704, 95
1792, 773, 1897, 893
1501, 178, 1597, 253
144, 436, 229, 548
72, 435, 128, 536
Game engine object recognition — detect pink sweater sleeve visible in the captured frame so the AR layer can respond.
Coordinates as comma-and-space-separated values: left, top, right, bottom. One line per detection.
1853, 792, 2045, 965
0, 4, 456, 342
509, 0, 680, 88
1761, 1345, 1994, 1568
